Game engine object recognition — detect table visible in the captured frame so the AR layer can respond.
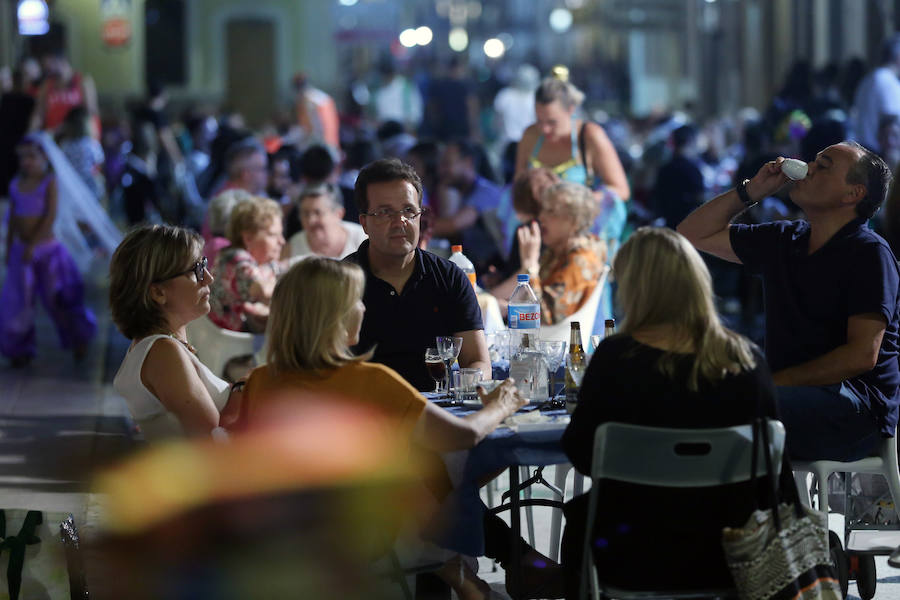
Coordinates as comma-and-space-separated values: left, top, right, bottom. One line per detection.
425, 399, 570, 595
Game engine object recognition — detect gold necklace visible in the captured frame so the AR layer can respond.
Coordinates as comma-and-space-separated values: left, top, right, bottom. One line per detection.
168, 333, 197, 355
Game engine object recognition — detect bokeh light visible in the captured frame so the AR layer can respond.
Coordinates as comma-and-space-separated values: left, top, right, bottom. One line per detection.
549, 8, 573, 33
399, 28, 418, 48
449, 27, 469, 52
483, 38, 505, 59
414, 26, 433, 46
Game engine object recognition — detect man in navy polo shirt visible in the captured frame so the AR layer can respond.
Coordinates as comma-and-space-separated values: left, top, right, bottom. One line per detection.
678, 141, 900, 461
345, 158, 491, 391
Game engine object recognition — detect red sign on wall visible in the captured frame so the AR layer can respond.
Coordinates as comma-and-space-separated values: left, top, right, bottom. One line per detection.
102, 18, 131, 47
100, 0, 132, 47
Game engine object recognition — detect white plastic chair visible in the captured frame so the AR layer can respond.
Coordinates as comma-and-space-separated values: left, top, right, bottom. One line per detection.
792, 434, 900, 547
476, 291, 505, 333
539, 266, 610, 343
185, 315, 257, 378
581, 419, 786, 600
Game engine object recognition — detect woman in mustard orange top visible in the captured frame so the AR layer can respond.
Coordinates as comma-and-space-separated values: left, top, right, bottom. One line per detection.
242, 256, 526, 600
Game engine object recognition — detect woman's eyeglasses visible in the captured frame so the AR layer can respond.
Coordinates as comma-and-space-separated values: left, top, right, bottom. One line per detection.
155, 257, 208, 284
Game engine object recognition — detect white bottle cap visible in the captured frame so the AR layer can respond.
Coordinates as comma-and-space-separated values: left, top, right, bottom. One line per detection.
781, 158, 808, 181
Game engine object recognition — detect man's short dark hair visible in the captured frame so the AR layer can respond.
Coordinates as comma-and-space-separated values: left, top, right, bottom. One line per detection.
226, 139, 264, 179
882, 33, 900, 65
845, 141, 893, 219
447, 138, 478, 162
353, 159, 423, 214
299, 144, 335, 182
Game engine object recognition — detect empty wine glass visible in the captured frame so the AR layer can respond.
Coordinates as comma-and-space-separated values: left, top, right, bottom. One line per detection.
436, 336, 463, 400
538, 340, 566, 406
425, 347, 446, 393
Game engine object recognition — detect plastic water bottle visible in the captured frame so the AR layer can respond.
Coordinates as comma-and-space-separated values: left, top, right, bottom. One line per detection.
508, 274, 546, 402
449, 245, 477, 290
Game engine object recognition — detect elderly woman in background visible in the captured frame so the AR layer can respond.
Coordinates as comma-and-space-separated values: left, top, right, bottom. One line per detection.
282, 182, 367, 260
203, 188, 252, 267
209, 196, 286, 333
491, 181, 606, 324
109, 225, 241, 441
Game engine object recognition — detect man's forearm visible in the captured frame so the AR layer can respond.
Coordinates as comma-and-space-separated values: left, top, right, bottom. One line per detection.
773, 344, 876, 387
465, 358, 491, 378
676, 187, 746, 243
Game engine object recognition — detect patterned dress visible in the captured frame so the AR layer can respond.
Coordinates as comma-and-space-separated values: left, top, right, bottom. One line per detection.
531, 234, 607, 325
208, 247, 283, 332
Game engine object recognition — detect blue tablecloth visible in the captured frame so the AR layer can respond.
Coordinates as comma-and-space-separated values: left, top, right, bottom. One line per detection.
427, 402, 570, 556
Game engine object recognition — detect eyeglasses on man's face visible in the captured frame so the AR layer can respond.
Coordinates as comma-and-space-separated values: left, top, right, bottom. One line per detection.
155, 256, 208, 284
362, 206, 426, 222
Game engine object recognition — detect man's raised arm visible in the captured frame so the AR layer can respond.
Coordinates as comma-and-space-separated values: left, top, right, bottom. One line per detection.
677, 157, 790, 263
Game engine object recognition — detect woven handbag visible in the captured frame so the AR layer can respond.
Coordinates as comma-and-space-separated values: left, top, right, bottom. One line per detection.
721, 419, 842, 600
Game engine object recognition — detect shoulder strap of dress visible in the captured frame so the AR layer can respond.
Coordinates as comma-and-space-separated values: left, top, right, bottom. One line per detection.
571, 116, 581, 158
530, 133, 545, 158
578, 120, 592, 176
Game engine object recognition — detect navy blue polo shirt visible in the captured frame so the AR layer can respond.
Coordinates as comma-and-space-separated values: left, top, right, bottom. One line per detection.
345, 240, 484, 391
730, 218, 900, 435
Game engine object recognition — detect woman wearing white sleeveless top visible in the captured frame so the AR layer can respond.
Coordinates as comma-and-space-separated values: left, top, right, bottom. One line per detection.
109, 225, 241, 441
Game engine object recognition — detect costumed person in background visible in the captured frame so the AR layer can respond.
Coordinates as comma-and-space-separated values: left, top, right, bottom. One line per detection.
0, 135, 96, 367
32, 50, 99, 138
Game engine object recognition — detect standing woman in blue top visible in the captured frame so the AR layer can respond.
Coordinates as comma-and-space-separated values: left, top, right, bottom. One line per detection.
514, 69, 630, 243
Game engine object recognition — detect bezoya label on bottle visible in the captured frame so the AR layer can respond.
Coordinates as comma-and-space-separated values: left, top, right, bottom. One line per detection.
508, 303, 541, 329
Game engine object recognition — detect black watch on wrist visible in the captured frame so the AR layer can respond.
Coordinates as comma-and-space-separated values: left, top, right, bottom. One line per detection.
737, 178, 757, 208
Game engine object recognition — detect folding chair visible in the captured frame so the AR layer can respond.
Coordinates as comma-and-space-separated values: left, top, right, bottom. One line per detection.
580, 419, 786, 600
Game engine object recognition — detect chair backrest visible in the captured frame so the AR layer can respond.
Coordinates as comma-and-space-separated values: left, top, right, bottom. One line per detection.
591, 419, 786, 487
185, 315, 256, 378
540, 265, 610, 342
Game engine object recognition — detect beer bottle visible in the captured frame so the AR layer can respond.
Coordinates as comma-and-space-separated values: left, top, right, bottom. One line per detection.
565, 322, 586, 404
604, 318, 616, 339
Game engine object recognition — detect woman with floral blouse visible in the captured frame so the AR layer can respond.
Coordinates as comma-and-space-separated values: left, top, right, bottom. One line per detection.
491, 181, 606, 324
208, 196, 287, 333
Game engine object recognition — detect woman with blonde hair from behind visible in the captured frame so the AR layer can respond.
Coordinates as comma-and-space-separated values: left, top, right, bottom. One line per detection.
558, 227, 780, 597
241, 257, 526, 600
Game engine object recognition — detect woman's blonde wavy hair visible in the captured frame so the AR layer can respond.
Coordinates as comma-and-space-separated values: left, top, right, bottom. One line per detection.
266, 257, 372, 374
613, 227, 756, 390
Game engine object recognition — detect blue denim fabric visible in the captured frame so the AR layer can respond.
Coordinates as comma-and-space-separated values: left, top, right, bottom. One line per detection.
777, 383, 882, 461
